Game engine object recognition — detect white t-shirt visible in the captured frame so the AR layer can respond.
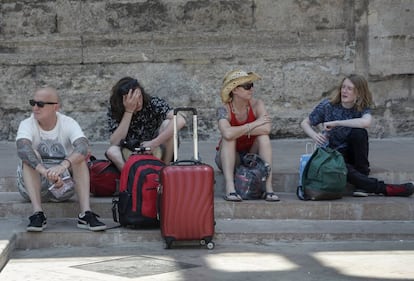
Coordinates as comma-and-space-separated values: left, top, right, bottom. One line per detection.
16, 112, 86, 158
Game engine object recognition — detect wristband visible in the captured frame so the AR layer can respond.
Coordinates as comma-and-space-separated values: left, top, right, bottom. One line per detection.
125, 111, 133, 114
61, 158, 72, 169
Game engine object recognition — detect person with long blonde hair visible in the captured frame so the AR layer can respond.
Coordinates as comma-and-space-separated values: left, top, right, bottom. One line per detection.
301, 74, 413, 197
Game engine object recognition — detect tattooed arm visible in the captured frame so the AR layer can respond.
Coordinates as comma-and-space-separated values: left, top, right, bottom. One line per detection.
50, 137, 89, 173
39, 137, 89, 183
72, 137, 89, 156
217, 106, 228, 122
16, 138, 48, 176
217, 105, 246, 140
61, 137, 89, 168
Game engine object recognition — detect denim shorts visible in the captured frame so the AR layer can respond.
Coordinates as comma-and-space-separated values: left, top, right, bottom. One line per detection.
215, 150, 247, 171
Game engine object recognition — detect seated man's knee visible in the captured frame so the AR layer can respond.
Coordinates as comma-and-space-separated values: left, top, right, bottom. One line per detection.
17, 162, 51, 202
349, 128, 368, 141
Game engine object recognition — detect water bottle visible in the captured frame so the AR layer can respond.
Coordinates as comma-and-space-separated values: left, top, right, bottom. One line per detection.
263, 163, 271, 181
320, 130, 330, 148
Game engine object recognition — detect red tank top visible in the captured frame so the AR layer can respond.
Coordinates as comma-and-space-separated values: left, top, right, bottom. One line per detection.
229, 102, 257, 152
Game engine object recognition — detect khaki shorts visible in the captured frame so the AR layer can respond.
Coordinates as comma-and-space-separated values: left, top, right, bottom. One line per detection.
121, 146, 164, 162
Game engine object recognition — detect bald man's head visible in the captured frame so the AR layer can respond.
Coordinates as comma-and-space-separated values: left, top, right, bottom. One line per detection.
34, 86, 60, 104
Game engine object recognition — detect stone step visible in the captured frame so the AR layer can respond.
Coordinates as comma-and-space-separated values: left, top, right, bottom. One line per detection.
2, 192, 414, 221
2, 218, 414, 251
2, 170, 413, 195
3, 218, 414, 270
2, 139, 414, 194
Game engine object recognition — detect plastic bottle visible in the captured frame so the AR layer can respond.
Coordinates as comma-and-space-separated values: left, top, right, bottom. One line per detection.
320, 130, 330, 148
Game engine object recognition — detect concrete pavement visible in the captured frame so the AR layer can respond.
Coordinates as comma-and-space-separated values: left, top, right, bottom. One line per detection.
2, 240, 414, 281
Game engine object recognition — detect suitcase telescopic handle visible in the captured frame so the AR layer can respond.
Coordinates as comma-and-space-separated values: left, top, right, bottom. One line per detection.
173, 107, 197, 115
173, 107, 198, 162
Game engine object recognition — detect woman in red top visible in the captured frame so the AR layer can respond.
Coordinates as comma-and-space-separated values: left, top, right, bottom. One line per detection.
216, 70, 279, 202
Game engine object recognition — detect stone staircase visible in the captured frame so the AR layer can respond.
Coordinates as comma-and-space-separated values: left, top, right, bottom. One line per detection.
1, 139, 414, 271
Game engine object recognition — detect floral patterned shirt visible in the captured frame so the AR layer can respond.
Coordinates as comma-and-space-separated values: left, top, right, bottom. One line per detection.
107, 96, 172, 143
308, 98, 371, 149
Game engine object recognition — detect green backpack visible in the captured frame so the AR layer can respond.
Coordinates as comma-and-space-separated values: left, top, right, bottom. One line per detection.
297, 147, 347, 200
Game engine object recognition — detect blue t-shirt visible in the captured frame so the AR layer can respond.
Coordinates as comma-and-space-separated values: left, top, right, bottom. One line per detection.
308, 98, 371, 149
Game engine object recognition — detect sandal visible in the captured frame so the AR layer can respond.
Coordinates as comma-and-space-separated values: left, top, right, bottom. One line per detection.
265, 192, 280, 202
223, 192, 242, 202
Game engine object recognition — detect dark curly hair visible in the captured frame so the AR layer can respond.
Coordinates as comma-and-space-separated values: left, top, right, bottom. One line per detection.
109, 76, 151, 122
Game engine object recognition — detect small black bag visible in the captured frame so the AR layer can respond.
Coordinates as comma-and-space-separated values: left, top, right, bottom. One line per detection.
234, 153, 271, 200
120, 138, 141, 151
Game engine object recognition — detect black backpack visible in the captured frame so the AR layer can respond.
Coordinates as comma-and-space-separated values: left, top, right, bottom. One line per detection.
112, 154, 165, 228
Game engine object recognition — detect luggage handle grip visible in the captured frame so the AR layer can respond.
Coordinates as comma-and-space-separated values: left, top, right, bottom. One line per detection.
174, 107, 197, 115
173, 107, 198, 161
171, 159, 201, 166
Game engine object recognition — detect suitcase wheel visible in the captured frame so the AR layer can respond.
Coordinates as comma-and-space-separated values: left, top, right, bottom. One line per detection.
200, 239, 215, 250
206, 241, 215, 250
164, 237, 174, 249
164, 238, 214, 250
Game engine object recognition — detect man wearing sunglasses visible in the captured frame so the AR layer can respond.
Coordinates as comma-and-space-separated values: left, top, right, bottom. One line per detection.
16, 86, 106, 232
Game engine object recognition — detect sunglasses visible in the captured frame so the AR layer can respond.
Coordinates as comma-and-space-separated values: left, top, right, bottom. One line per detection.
29, 99, 58, 108
239, 83, 254, 90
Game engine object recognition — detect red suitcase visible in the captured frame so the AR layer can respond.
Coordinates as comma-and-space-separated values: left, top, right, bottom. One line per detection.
159, 108, 215, 249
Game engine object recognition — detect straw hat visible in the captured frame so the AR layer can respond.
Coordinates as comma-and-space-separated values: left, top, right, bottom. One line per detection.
220, 70, 261, 103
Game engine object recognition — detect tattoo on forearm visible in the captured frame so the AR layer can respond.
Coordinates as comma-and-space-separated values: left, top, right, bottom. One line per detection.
217, 106, 228, 121
73, 137, 89, 156
16, 139, 40, 169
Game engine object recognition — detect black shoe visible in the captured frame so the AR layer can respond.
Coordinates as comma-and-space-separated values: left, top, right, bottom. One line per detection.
385, 182, 414, 197
27, 211, 47, 232
77, 211, 106, 231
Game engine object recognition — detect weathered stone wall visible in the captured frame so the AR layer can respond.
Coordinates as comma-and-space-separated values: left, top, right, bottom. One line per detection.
0, 0, 413, 141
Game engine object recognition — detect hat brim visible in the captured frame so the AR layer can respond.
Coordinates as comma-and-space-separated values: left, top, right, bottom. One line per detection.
220, 73, 261, 103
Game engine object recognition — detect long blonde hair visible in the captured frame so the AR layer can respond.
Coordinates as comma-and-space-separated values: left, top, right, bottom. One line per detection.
330, 74, 373, 111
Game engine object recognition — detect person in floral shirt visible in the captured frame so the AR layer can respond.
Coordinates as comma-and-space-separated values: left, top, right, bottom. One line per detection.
106, 76, 186, 169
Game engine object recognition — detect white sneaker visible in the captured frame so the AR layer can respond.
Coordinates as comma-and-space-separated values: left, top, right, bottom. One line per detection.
353, 190, 369, 197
